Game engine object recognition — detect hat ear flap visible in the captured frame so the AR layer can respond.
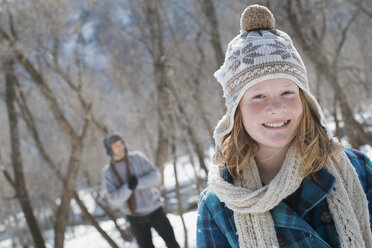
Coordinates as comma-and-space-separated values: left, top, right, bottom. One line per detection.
103, 138, 112, 156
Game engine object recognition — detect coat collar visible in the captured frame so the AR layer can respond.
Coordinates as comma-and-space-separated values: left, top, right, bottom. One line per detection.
295, 169, 336, 217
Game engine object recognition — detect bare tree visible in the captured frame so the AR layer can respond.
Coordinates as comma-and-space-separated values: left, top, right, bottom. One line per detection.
0, 3, 95, 246
285, 0, 372, 147
171, 137, 188, 248
198, 0, 224, 68
3, 59, 46, 248
14, 80, 126, 248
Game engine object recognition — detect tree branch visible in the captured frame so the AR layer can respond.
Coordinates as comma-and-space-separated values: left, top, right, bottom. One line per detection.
2, 169, 16, 188
354, 0, 372, 18
17, 52, 79, 141
333, 9, 360, 69
14, 81, 65, 181
4, 0, 17, 40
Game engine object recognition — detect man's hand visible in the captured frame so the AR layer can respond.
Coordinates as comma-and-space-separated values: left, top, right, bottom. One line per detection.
128, 175, 138, 190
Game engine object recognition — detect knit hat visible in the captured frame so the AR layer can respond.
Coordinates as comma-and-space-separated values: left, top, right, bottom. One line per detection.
103, 133, 124, 157
213, 4, 330, 164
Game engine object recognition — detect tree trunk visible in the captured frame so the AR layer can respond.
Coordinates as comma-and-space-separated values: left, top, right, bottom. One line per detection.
330, 76, 371, 147
199, 0, 224, 67
190, 78, 214, 145
4, 59, 46, 248
181, 136, 201, 195
171, 141, 188, 248
167, 83, 209, 175
54, 142, 83, 248
199, 0, 226, 111
141, 1, 171, 171
13, 42, 91, 248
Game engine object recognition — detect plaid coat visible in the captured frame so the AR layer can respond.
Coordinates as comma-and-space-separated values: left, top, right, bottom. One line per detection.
197, 148, 372, 247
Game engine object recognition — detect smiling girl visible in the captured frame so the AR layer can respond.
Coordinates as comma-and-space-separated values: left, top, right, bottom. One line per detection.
197, 5, 372, 248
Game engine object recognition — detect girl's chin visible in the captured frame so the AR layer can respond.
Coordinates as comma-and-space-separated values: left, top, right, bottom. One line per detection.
258, 139, 293, 150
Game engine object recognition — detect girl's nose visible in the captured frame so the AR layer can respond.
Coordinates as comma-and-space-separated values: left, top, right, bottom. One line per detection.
266, 99, 283, 114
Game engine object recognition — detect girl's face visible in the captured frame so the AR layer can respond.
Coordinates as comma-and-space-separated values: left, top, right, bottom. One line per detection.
239, 78, 303, 151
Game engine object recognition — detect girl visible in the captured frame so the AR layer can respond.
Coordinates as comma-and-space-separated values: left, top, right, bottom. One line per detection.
197, 4, 372, 248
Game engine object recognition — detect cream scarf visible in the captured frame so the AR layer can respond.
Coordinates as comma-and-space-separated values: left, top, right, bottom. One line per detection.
209, 145, 372, 248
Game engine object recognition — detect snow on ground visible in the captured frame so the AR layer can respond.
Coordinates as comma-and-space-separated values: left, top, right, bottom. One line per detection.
163, 154, 208, 190
0, 210, 197, 248
0, 240, 10, 248
63, 210, 197, 248
360, 144, 372, 160
0, 211, 198, 248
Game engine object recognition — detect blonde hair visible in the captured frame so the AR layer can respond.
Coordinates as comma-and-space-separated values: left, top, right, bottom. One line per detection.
222, 89, 343, 178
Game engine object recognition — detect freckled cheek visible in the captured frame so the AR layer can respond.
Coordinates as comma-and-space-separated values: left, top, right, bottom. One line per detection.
285, 98, 303, 117
244, 102, 267, 115
240, 104, 265, 132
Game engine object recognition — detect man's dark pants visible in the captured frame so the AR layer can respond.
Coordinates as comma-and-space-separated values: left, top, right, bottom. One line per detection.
127, 207, 180, 248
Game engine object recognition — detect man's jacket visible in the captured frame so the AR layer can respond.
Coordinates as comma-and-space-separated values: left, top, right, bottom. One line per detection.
103, 152, 162, 216
197, 148, 372, 247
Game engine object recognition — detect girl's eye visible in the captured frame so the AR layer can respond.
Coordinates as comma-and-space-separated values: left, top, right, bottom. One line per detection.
252, 94, 265, 99
282, 91, 294, 95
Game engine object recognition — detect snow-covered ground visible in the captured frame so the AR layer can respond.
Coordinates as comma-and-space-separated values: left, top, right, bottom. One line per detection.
360, 144, 372, 160
0, 210, 197, 248
64, 210, 197, 248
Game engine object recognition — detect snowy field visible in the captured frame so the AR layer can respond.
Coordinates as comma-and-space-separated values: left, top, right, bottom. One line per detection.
0, 211, 197, 248
360, 144, 372, 161
65, 210, 197, 248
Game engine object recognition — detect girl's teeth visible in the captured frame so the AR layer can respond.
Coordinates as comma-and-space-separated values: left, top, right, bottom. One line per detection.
263, 120, 289, 128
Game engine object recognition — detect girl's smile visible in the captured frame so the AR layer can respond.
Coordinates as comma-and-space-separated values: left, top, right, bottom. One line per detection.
262, 119, 290, 128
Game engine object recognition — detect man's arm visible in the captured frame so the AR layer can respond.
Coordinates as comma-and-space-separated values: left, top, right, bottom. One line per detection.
103, 170, 132, 208
135, 154, 161, 190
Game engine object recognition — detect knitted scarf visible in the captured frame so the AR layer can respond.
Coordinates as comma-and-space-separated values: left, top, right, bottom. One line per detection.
209, 145, 372, 248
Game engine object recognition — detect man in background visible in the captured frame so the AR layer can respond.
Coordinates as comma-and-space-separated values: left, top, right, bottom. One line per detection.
102, 133, 180, 248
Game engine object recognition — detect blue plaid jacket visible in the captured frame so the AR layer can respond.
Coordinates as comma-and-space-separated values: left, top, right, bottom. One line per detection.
197, 148, 372, 247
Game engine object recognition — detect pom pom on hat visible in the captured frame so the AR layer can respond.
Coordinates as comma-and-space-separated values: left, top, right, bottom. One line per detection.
240, 4, 275, 31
